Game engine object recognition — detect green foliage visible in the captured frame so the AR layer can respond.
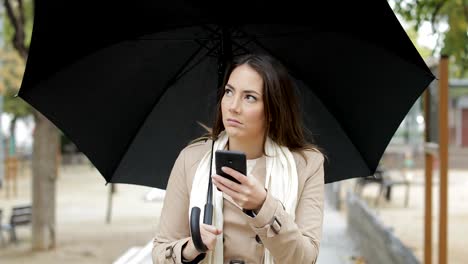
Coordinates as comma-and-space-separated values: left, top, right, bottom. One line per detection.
391, 0, 468, 77
0, 47, 31, 117
405, 26, 433, 59
1, 0, 34, 118
2, 0, 34, 49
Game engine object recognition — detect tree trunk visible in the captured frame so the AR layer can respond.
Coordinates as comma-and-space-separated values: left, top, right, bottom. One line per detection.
9, 116, 17, 155
31, 110, 59, 250
3, 0, 59, 251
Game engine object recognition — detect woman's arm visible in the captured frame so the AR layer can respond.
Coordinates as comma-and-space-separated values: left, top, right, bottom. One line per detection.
152, 148, 206, 264
246, 152, 325, 264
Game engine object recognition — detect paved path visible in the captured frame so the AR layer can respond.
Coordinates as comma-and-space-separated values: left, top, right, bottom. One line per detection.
317, 199, 363, 264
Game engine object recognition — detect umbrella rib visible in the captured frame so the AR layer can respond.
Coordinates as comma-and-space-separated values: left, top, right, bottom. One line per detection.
339, 32, 436, 80
232, 28, 434, 80
230, 41, 251, 55
229, 29, 253, 55
232, 39, 254, 54
165, 28, 222, 88
200, 24, 220, 36
167, 42, 221, 88
165, 49, 205, 88
134, 31, 319, 41
201, 25, 251, 56
166, 25, 256, 84
109, 27, 223, 182
194, 38, 215, 51
193, 26, 222, 54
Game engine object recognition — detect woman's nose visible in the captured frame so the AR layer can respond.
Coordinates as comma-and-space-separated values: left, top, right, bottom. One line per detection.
229, 97, 241, 113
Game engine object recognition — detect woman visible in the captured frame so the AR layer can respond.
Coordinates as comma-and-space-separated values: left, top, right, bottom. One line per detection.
152, 53, 325, 264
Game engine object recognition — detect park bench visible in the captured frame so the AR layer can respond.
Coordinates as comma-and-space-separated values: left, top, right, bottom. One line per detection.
1, 205, 32, 243
355, 166, 410, 207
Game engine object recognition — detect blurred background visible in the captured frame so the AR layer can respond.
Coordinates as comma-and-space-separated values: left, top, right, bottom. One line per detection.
0, 0, 467, 264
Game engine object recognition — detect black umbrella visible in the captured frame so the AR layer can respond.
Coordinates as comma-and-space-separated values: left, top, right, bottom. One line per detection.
19, 2, 434, 189
18, 0, 436, 252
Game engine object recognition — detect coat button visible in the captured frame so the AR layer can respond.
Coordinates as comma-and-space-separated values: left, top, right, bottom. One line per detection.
255, 235, 262, 244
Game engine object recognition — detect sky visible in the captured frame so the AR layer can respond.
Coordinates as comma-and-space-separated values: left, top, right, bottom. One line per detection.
417, 22, 439, 50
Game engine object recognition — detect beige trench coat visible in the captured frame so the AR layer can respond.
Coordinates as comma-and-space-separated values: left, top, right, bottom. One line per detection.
152, 139, 325, 264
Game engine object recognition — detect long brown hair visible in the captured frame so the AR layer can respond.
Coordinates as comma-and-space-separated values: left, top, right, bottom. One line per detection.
191, 53, 324, 160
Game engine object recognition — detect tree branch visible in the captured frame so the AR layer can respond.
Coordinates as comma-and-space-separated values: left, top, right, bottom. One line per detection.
3, 0, 18, 32
18, 0, 25, 29
430, 1, 446, 34
463, 4, 468, 25
3, 0, 28, 59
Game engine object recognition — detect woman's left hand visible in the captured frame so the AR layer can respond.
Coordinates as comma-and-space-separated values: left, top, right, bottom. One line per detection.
212, 166, 267, 211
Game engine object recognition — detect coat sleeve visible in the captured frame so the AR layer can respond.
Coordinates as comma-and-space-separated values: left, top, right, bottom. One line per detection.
245, 152, 325, 264
152, 148, 206, 264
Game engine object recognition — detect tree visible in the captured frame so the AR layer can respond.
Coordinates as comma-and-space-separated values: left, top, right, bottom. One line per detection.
0, 47, 32, 154
390, 0, 468, 77
405, 25, 433, 59
2, 0, 59, 250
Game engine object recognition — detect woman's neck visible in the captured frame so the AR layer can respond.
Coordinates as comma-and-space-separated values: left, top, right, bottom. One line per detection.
228, 137, 264, 160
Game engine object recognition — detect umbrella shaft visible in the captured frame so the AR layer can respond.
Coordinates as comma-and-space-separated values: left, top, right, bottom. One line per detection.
218, 25, 232, 88
203, 203, 213, 225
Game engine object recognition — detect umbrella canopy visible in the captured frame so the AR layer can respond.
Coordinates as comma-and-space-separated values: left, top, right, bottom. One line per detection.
18, 0, 435, 189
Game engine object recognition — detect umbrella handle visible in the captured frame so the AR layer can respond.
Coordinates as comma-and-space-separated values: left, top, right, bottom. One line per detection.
190, 138, 216, 253
190, 206, 211, 253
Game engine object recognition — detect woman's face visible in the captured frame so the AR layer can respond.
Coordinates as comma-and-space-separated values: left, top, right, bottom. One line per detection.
221, 64, 266, 141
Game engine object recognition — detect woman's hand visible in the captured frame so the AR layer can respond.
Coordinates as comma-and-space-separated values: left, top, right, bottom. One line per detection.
212, 166, 267, 211
183, 224, 222, 261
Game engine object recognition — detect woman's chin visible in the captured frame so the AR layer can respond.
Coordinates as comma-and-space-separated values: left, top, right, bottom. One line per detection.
225, 127, 244, 138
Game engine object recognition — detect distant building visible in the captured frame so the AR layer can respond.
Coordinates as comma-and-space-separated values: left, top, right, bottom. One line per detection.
451, 80, 468, 147
425, 58, 468, 148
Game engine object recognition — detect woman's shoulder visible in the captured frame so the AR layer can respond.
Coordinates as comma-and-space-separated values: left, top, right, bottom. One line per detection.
183, 137, 212, 151
291, 149, 325, 185
292, 148, 325, 170
179, 137, 212, 164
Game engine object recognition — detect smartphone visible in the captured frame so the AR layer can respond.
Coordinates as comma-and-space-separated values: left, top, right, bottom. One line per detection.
215, 150, 247, 185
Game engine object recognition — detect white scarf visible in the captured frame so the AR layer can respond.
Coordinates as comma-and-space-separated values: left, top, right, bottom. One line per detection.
189, 131, 298, 264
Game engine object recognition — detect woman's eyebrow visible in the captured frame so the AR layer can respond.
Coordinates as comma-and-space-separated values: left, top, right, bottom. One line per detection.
226, 84, 261, 95
225, 84, 236, 90
244, 90, 261, 96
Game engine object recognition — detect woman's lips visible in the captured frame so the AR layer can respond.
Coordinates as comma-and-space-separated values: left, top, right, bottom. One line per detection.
227, 118, 242, 126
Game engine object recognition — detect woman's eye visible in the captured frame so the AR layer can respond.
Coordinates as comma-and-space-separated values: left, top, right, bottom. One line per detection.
225, 89, 233, 96
246, 95, 257, 102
